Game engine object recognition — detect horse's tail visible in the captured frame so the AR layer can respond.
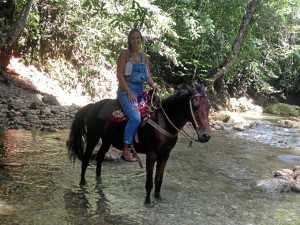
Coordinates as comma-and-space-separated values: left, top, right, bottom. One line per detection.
67, 103, 94, 161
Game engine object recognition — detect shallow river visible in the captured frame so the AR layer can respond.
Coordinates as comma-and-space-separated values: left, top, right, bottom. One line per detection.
1, 116, 300, 225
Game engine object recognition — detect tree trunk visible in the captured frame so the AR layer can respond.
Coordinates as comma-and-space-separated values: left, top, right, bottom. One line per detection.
0, 0, 34, 71
207, 0, 261, 91
0, 50, 13, 72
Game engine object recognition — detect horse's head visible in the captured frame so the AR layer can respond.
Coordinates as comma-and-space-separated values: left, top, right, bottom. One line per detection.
187, 84, 212, 143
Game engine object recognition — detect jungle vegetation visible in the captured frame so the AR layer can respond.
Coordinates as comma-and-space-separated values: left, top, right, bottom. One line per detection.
0, 0, 299, 106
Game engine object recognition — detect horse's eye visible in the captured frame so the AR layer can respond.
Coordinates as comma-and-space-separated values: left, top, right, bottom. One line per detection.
192, 97, 201, 110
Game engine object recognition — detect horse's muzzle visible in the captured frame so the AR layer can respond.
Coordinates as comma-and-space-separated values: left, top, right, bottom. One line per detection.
195, 129, 211, 143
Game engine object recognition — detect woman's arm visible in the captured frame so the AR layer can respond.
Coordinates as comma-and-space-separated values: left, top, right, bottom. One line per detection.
116, 50, 137, 102
145, 54, 157, 90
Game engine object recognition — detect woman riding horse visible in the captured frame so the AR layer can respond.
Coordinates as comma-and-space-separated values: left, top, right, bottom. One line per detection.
67, 84, 211, 205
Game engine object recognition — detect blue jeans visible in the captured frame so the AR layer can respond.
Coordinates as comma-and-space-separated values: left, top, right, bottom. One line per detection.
117, 83, 144, 144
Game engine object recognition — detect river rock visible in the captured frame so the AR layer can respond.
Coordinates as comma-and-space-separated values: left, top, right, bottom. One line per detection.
42, 94, 60, 106
229, 97, 263, 112
295, 174, 300, 181
293, 165, 300, 171
256, 178, 293, 193
25, 114, 39, 122
257, 168, 300, 194
233, 124, 245, 131
209, 111, 230, 123
292, 180, 300, 192
41, 120, 54, 126
274, 169, 294, 180
289, 116, 300, 122
29, 101, 44, 110
277, 119, 295, 128
6, 110, 18, 118
40, 107, 52, 115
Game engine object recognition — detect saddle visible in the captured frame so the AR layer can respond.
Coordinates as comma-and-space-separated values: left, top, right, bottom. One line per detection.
97, 92, 150, 123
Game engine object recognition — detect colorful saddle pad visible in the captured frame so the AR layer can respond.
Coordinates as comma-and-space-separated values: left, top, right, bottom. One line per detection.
110, 92, 150, 123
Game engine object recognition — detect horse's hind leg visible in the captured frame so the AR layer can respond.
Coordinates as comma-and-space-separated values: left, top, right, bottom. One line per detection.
96, 140, 111, 178
80, 136, 99, 185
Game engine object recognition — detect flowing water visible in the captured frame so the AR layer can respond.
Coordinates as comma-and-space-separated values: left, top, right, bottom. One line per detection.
1, 116, 300, 225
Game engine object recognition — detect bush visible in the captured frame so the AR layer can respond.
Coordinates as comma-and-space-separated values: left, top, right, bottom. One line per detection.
263, 103, 300, 117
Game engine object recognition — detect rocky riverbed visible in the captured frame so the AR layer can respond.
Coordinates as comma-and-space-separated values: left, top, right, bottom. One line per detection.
0, 82, 80, 131
0, 57, 117, 131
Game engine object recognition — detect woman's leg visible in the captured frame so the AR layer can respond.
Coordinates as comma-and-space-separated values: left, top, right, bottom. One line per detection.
118, 91, 141, 161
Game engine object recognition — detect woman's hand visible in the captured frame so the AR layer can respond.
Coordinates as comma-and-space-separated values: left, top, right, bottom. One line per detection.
127, 92, 137, 103
151, 83, 159, 92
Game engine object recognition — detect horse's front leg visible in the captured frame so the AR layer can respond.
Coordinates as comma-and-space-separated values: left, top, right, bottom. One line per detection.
145, 153, 156, 205
154, 157, 168, 200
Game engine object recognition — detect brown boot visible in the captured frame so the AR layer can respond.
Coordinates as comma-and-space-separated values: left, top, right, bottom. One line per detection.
122, 144, 137, 162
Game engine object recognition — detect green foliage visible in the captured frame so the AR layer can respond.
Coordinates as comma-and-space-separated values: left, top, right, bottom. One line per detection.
263, 103, 300, 116
153, 0, 250, 83
108, 0, 152, 30
243, 0, 300, 95
219, 0, 300, 98
7, 0, 300, 102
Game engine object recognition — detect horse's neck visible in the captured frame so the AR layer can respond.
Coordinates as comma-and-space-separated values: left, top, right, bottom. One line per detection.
156, 103, 187, 132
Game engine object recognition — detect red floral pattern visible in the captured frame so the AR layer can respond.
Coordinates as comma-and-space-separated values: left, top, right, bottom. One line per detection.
110, 92, 150, 123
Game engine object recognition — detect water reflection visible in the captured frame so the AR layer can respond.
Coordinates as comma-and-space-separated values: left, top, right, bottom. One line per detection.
0, 126, 300, 224
63, 185, 113, 225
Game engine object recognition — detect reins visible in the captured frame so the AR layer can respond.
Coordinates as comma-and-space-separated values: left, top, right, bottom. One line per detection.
147, 91, 202, 147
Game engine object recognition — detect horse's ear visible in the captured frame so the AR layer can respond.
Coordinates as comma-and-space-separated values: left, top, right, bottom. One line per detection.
197, 83, 206, 93
186, 85, 195, 93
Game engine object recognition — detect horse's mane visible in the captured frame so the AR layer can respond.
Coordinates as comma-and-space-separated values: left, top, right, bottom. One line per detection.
161, 89, 189, 111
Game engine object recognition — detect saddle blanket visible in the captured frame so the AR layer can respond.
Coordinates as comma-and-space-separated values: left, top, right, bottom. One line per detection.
110, 92, 150, 123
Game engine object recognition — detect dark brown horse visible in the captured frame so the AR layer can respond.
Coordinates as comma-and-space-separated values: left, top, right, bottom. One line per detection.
67, 84, 211, 205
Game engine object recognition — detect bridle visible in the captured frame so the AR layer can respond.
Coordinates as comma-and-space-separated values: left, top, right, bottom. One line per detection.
146, 90, 206, 145
189, 93, 205, 130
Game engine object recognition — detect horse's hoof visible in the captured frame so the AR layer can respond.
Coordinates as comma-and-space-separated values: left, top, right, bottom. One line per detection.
96, 176, 102, 184
154, 193, 161, 199
144, 196, 154, 207
144, 201, 155, 208
79, 180, 87, 186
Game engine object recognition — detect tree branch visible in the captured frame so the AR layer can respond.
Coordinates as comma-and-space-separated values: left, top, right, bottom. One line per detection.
208, 0, 261, 90
5, 0, 34, 48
